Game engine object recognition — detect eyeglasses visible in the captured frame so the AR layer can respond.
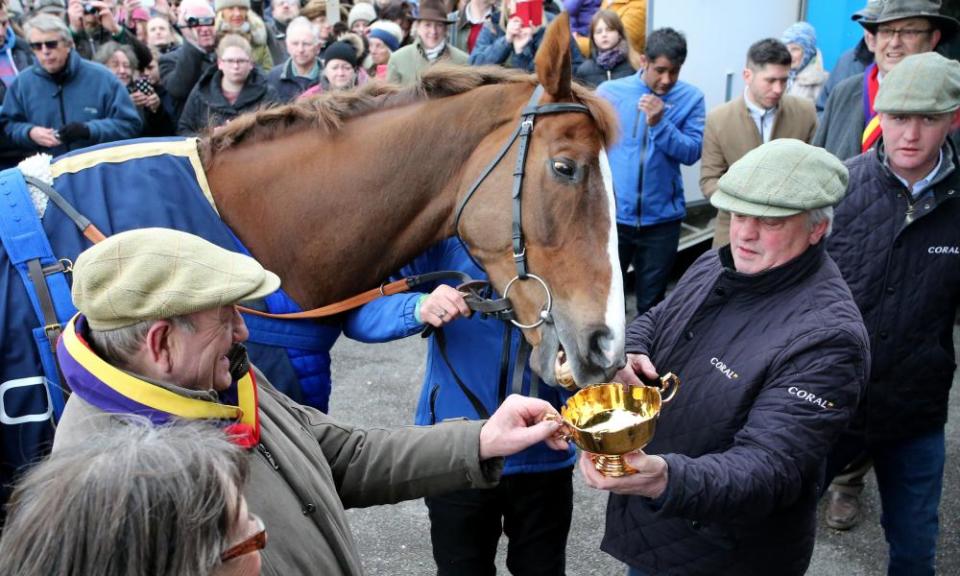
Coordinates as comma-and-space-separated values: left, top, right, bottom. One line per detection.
221, 57, 252, 66
221, 514, 267, 563
875, 27, 934, 41
29, 40, 61, 51
184, 15, 215, 28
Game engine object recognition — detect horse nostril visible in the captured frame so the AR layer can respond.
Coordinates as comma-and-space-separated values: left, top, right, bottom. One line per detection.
585, 326, 618, 370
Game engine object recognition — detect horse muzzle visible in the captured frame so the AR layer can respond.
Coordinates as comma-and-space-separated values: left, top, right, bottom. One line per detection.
536, 317, 623, 390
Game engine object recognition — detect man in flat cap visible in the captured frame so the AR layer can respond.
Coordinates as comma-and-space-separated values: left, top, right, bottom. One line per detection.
815, 0, 959, 160
50, 228, 568, 576
582, 139, 870, 576
825, 51, 960, 575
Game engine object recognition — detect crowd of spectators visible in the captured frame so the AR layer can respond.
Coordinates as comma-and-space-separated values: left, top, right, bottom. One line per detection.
0, 0, 959, 575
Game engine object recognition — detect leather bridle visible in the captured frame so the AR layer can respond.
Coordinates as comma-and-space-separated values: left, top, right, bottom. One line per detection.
453, 84, 591, 329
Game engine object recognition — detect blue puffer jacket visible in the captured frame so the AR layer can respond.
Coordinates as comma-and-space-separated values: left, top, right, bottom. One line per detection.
344, 239, 575, 476
829, 144, 960, 441
597, 73, 704, 227
468, 9, 583, 72
602, 245, 869, 575
0, 50, 142, 156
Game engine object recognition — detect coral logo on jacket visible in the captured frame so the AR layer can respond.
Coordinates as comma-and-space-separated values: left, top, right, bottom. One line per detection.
788, 386, 835, 409
710, 357, 739, 379
928, 245, 959, 255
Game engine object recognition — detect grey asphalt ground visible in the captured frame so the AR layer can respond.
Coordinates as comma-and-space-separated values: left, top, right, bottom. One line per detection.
328, 326, 960, 576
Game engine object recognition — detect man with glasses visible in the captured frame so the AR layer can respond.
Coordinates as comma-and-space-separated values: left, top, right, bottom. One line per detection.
50, 227, 570, 576
158, 0, 217, 120
815, 0, 958, 161
0, 13, 140, 156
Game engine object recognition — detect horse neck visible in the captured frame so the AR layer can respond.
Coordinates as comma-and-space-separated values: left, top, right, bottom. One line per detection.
207, 83, 534, 307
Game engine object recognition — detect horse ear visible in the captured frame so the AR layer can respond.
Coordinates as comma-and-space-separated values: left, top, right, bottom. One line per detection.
535, 12, 573, 100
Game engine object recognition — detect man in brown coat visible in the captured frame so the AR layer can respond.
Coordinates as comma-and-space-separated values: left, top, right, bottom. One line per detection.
700, 38, 817, 247
50, 228, 568, 576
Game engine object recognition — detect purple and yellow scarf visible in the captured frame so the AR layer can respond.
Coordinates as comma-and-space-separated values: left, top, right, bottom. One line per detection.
57, 314, 261, 448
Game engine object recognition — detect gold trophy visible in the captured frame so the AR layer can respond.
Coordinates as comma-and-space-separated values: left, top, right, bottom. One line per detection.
548, 375, 679, 477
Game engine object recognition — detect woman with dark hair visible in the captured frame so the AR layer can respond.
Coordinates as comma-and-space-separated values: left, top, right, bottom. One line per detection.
574, 9, 636, 88
0, 422, 264, 576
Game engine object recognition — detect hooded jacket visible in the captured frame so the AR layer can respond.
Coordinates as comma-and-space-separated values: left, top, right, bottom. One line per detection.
829, 143, 960, 441
0, 50, 142, 156
177, 65, 277, 135
215, 10, 282, 70
603, 245, 869, 575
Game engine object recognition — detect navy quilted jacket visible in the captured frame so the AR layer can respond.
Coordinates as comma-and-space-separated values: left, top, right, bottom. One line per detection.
602, 245, 869, 576
829, 144, 960, 441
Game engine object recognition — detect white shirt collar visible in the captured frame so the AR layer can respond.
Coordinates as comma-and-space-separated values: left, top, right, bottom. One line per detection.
888, 149, 944, 198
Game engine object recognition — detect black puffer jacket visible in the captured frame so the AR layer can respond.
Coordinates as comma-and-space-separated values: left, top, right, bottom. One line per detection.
829, 143, 960, 441
575, 57, 634, 89
602, 245, 869, 576
177, 66, 277, 135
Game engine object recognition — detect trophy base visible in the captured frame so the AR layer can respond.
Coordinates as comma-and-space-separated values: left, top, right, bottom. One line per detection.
591, 454, 637, 477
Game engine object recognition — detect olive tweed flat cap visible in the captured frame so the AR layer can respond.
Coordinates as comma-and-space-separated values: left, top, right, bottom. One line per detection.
72, 228, 281, 331
711, 139, 849, 218
874, 52, 960, 114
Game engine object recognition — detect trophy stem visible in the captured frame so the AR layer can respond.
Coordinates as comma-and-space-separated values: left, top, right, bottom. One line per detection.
592, 454, 636, 477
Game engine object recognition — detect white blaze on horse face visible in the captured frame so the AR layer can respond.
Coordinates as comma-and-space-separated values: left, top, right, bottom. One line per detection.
599, 149, 626, 365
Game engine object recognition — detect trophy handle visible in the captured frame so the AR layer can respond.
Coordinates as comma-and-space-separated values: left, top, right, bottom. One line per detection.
658, 372, 680, 404
542, 413, 573, 441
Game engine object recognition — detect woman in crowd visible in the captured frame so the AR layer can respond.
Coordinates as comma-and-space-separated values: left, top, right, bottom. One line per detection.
469, 0, 578, 72
214, 0, 280, 70
299, 35, 368, 97
366, 19, 403, 80
146, 15, 182, 54
781, 21, 828, 103
387, 0, 466, 85
300, 0, 349, 51
347, 1, 377, 36
0, 423, 264, 576
574, 8, 636, 88
96, 41, 177, 136
178, 33, 277, 135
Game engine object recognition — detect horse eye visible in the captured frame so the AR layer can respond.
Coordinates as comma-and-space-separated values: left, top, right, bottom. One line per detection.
551, 159, 577, 179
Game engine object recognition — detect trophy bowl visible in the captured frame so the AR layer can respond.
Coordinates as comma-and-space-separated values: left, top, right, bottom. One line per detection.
552, 375, 679, 477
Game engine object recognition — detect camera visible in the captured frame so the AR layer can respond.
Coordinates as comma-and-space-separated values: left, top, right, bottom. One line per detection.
82, 3, 97, 14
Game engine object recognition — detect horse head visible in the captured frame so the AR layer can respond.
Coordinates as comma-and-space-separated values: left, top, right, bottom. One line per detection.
456, 13, 625, 389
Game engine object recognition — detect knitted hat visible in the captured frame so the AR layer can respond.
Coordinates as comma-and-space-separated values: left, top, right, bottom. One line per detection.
874, 51, 960, 114
72, 229, 280, 331
348, 2, 377, 29
711, 140, 849, 218
368, 20, 402, 51
215, 0, 251, 11
322, 40, 358, 68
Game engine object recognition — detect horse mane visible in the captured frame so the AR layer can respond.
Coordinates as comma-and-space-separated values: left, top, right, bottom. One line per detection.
199, 64, 617, 163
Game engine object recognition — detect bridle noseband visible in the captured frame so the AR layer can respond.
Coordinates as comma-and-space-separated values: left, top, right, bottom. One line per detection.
453, 85, 591, 329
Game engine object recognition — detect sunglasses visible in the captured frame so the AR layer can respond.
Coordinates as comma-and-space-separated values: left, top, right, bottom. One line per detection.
184, 15, 215, 28
220, 514, 268, 563
29, 40, 61, 51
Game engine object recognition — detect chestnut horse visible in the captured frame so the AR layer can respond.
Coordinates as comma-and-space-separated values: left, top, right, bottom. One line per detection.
202, 14, 624, 388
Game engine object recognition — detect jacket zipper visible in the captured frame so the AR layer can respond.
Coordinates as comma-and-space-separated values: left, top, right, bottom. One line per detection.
633, 108, 649, 225
257, 442, 280, 471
